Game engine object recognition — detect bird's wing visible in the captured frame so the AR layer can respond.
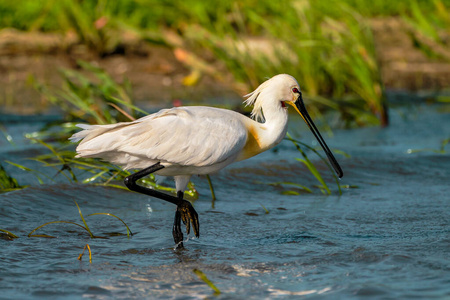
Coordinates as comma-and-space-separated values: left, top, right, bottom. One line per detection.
74, 106, 248, 168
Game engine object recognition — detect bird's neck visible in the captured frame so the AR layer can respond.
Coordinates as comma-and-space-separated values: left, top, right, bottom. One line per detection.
260, 101, 289, 148
238, 101, 288, 162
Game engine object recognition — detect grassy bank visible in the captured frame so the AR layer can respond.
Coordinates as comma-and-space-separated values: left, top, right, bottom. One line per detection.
1, 0, 449, 126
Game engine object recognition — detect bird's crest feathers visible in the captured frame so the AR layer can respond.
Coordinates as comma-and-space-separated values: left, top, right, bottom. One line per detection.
244, 78, 272, 122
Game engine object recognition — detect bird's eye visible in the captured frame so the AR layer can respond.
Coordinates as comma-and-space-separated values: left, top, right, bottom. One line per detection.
292, 87, 300, 93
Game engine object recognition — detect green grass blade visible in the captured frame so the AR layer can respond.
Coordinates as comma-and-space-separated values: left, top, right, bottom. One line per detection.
281, 190, 301, 195
74, 201, 95, 238
193, 269, 221, 295
0, 163, 22, 191
260, 204, 269, 214
0, 229, 19, 239
87, 213, 133, 237
5, 160, 47, 184
82, 170, 109, 183
28, 221, 90, 237
206, 175, 216, 201
266, 181, 313, 194
286, 133, 342, 195
296, 158, 331, 194
94, 183, 130, 190
78, 244, 92, 263
106, 95, 149, 116
286, 134, 331, 194
65, 158, 112, 172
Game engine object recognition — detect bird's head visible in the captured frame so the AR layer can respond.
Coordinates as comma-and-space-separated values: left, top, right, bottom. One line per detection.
245, 74, 300, 121
245, 74, 343, 178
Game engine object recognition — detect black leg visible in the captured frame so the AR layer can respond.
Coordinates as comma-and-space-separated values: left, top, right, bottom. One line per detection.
124, 162, 180, 205
124, 162, 199, 247
174, 192, 200, 248
173, 191, 185, 248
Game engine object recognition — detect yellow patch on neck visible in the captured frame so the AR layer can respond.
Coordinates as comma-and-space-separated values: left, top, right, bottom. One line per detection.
239, 125, 265, 161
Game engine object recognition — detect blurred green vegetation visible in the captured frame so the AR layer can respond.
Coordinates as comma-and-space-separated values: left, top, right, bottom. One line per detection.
1, 0, 449, 126
1, 0, 448, 33
0, 163, 22, 192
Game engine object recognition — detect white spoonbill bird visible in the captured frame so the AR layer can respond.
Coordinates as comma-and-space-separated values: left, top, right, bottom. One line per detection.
70, 74, 343, 247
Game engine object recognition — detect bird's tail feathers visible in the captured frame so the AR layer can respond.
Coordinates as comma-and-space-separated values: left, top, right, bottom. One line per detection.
69, 124, 94, 142
70, 123, 131, 160
70, 123, 127, 142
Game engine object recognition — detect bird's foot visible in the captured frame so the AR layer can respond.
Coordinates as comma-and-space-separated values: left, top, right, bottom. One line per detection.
172, 199, 199, 248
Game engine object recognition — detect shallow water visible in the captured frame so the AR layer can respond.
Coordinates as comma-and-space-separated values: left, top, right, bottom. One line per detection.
1, 103, 449, 299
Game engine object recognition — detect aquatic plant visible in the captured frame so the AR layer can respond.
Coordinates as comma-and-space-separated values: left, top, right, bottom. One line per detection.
286, 133, 344, 195
1, 202, 131, 242
406, 137, 449, 154
193, 269, 221, 295
87, 213, 133, 237
78, 244, 92, 263
0, 164, 23, 193
28, 201, 132, 238
0, 228, 19, 239
260, 133, 346, 196
266, 181, 312, 195
260, 204, 270, 214
0, 163, 22, 192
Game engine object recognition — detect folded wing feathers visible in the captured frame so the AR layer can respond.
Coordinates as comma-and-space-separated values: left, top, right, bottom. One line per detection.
70, 107, 248, 168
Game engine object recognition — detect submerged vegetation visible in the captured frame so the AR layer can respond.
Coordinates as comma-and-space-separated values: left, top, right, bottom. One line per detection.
0, 201, 131, 264
28, 201, 133, 238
